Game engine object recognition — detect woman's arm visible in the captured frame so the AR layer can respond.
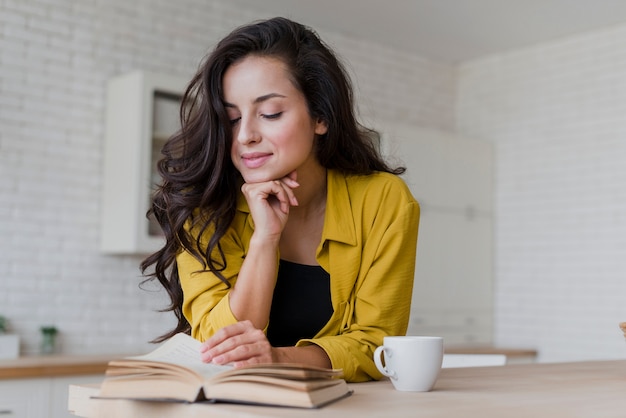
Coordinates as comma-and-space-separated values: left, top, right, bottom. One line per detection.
179, 174, 299, 339
199, 320, 331, 368
226, 173, 299, 329
226, 235, 279, 330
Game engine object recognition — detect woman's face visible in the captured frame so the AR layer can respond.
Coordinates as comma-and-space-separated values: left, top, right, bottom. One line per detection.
223, 55, 327, 184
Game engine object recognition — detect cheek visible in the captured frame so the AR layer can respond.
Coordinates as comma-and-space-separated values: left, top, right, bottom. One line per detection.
230, 143, 241, 168
275, 121, 315, 147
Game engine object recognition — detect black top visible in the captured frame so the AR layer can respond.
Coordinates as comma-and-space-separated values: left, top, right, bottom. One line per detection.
266, 259, 333, 347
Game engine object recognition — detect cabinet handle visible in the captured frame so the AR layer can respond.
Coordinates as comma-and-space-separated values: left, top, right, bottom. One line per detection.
0, 410, 13, 415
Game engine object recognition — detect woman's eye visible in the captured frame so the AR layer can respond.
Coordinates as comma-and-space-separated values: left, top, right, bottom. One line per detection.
229, 117, 241, 125
262, 112, 282, 120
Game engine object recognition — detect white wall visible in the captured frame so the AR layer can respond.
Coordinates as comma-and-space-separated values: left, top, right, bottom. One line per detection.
0, 0, 456, 354
457, 24, 626, 362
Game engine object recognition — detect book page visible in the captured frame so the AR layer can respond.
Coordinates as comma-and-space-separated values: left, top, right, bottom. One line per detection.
217, 363, 344, 380
126, 333, 233, 380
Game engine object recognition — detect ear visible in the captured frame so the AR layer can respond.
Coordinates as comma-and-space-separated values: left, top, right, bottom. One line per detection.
314, 118, 328, 135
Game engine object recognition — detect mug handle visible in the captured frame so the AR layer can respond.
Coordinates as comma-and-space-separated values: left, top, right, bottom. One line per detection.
373, 346, 397, 379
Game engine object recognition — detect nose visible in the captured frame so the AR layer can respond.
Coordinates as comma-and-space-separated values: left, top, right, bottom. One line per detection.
235, 116, 260, 145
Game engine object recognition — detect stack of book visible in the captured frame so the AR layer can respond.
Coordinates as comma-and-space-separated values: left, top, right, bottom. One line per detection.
71, 332, 351, 411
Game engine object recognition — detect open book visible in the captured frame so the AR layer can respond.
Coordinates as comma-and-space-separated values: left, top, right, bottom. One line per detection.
97, 333, 352, 409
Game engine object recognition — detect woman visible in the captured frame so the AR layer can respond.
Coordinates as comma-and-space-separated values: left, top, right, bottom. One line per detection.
141, 17, 419, 383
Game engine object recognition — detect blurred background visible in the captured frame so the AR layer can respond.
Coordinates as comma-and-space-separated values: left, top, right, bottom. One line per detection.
2, 0, 626, 363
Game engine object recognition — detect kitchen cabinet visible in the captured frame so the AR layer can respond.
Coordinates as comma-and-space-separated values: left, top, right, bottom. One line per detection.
0, 379, 49, 417
100, 70, 188, 254
380, 123, 494, 345
0, 375, 101, 418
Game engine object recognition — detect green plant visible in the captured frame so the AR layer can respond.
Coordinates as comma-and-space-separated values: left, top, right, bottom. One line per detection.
40, 326, 59, 354
0, 316, 6, 334
40, 326, 58, 336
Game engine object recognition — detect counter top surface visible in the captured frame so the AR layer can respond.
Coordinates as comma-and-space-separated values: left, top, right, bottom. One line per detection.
0, 353, 134, 379
0, 346, 536, 379
444, 345, 537, 358
70, 359, 626, 418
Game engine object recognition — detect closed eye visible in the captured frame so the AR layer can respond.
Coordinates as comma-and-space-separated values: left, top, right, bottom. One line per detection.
262, 112, 282, 120
229, 117, 241, 125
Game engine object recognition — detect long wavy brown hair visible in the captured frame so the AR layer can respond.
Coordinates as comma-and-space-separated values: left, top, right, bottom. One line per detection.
141, 17, 405, 342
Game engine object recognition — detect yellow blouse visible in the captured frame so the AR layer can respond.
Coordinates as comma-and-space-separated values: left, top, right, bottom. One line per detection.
177, 169, 420, 382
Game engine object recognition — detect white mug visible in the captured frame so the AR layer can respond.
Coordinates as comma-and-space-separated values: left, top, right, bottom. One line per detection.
374, 336, 443, 391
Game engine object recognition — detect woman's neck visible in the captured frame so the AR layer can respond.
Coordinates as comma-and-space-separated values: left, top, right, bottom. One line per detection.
289, 165, 327, 221
279, 165, 327, 265
289, 168, 327, 219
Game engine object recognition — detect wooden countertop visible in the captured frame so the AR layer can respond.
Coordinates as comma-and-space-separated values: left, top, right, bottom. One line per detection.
0, 353, 130, 379
0, 346, 537, 380
445, 345, 537, 358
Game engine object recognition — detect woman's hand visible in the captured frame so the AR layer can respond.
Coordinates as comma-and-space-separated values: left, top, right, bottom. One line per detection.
240, 171, 299, 241
200, 320, 276, 368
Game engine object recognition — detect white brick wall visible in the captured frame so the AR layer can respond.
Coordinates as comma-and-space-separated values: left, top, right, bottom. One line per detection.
0, 0, 455, 354
457, 24, 626, 362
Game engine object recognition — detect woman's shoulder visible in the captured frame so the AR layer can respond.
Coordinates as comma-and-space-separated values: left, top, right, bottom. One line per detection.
334, 170, 416, 203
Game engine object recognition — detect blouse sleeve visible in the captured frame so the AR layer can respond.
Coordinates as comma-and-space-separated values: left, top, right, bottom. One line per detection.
177, 225, 246, 342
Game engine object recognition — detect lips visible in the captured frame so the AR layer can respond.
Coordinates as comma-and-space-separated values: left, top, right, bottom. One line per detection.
241, 152, 272, 169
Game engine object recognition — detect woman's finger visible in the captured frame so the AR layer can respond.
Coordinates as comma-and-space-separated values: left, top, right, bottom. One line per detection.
211, 332, 272, 366
242, 179, 296, 214
267, 182, 297, 213
200, 321, 266, 363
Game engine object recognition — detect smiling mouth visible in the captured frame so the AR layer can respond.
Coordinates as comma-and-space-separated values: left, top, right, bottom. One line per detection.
241, 153, 272, 169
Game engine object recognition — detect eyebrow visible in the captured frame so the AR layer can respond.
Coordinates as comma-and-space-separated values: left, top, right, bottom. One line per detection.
224, 93, 286, 108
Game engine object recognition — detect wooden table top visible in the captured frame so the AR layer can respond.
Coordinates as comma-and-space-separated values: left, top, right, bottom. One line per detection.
444, 345, 537, 358
70, 359, 626, 418
0, 353, 127, 379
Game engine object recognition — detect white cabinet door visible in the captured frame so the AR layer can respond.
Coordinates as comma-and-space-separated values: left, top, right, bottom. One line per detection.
382, 124, 493, 210
381, 122, 494, 345
0, 379, 50, 418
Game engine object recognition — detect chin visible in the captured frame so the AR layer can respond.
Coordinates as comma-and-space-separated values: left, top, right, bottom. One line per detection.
241, 168, 289, 184
241, 173, 273, 184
